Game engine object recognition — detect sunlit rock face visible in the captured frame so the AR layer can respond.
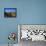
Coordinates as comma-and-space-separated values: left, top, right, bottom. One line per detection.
4, 12, 16, 17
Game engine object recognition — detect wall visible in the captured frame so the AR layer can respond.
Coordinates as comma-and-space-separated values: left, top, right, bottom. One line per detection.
0, 0, 19, 44
19, 0, 46, 24
0, 0, 46, 45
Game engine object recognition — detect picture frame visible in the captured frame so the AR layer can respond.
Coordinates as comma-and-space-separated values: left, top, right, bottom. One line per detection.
4, 8, 17, 18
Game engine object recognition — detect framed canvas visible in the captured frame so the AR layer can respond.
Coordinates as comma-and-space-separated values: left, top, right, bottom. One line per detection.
18, 24, 46, 41
4, 8, 17, 18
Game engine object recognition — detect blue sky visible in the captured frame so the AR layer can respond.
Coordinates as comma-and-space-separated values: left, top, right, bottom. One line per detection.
4, 8, 17, 12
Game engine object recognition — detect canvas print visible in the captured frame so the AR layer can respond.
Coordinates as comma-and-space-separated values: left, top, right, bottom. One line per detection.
18, 25, 46, 46
4, 8, 17, 18
18, 25, 46, 41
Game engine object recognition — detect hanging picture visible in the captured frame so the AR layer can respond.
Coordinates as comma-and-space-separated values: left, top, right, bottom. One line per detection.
4, 8, 17, 18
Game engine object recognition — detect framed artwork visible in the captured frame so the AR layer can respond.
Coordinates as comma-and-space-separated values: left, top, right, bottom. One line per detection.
18, 24, 46, 41
4, 8, 17, 18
